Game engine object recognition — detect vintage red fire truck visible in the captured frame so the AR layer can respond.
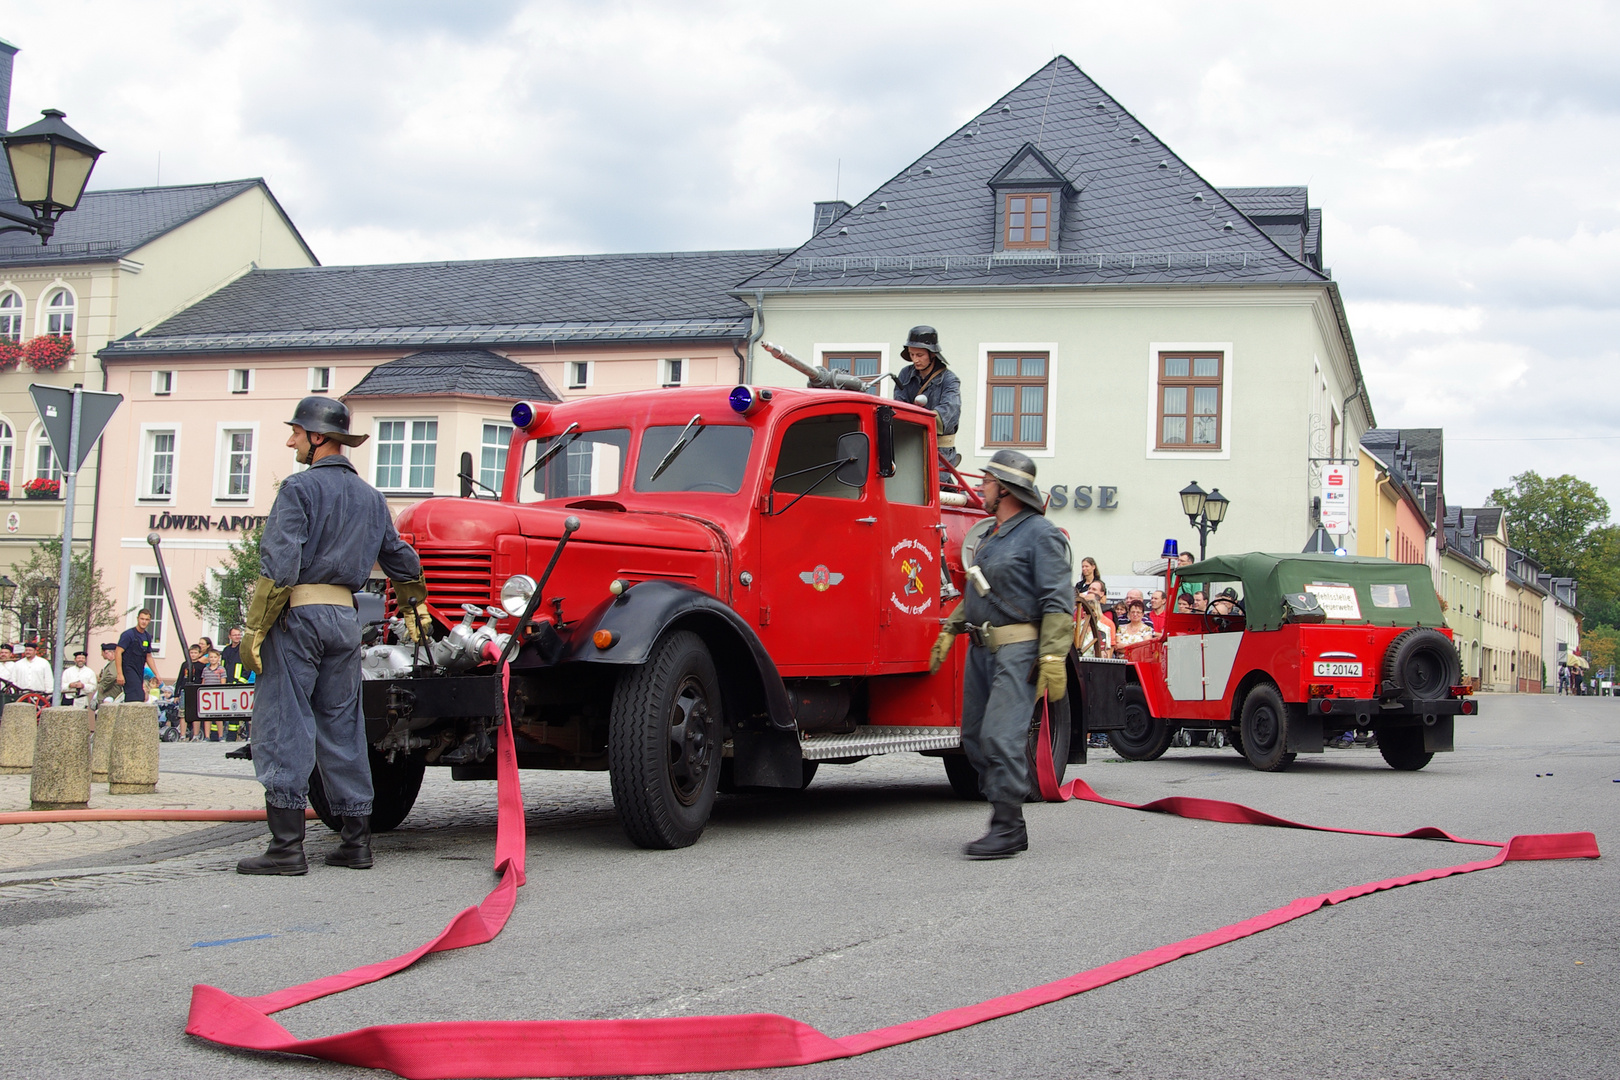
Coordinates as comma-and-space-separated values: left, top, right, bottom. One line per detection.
330, 358, 1099, 848
1101, 552, 1476, 772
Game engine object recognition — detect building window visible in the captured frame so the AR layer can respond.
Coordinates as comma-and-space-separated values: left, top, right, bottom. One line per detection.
567, 361, 590, 389
0, 291, 21, 339
143, 429, 176, 499
1156, 352, 1223, 450
0, 421, 11, 492
1003, 193, 1050, 249
375, 419, 437, 491
985, 352, 1048, 447
152, 370, 175, 395
141, 576, 166, 649
218, 428, 254, 500
309, 367, 333, 392
229, 368, 253, 394
824, 352, 881, 378
662, 358, 685, 387
35, 432, 59, 482
44, 288, 74, 336
480, 422, 511, 492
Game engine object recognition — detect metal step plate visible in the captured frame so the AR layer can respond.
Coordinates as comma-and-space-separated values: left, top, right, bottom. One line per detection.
800, 725, 962, 761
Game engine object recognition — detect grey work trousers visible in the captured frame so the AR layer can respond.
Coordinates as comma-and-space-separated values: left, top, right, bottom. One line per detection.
251, 605, 373, 816
961, 638, 1036, 805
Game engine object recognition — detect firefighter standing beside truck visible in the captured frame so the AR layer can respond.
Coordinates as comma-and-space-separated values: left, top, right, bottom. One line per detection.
930, 450, 1073, 858
894, 325, 961, 466
236, 397, 433, 877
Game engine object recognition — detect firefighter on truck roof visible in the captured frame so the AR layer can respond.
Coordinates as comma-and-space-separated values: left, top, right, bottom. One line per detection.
894, 325, 961, 466
930, 449, 1074, 858
236, 396, 433, 877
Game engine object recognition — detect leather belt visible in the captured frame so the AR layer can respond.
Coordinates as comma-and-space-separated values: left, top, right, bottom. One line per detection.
964, 621, 1037, 652
937, 434, 956, 448
289, 584, 355, 608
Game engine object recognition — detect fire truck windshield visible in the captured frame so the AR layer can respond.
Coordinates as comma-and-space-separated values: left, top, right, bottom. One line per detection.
635, 424, 753, 494
520, 428, 630, 502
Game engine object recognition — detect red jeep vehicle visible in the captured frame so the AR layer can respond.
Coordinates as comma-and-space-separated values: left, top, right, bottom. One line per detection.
1100, 553, 1475, 772
326, 375, 1094, 848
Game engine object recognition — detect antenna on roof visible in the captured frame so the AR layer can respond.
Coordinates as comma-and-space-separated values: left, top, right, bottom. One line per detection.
1036, 61, 1058, 148
835, 158, 840, 202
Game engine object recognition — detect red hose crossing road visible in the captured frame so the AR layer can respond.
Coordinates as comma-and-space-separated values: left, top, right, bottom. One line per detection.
182, 690, 1599, 1078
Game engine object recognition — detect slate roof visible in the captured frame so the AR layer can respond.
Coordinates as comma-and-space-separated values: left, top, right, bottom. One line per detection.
1220, 186, 1322, 271
100, 248, 791, 358
739, 56, 1328, 292
1461, 507, 1504, 540
0, 179, 316, 268
345, 349, 556, 401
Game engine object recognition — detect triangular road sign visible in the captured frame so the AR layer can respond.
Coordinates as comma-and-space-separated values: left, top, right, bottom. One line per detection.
30, 384, 123, 473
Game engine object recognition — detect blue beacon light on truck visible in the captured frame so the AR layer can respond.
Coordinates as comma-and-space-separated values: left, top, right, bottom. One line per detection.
511, 401, 537, 429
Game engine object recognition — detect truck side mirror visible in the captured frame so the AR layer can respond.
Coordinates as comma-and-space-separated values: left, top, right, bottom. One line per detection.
460, 451, 475, 498
835, 431, 870, 489
874, 406, 896, 478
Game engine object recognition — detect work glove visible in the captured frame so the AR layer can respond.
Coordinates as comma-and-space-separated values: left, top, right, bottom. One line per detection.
242, 575, 292, 675
1034, 612, 1075, 701
929, 606, 968, 673
392, 576, 434, 644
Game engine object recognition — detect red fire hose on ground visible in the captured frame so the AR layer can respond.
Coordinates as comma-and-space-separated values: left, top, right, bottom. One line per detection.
170, 689, 1599, 1078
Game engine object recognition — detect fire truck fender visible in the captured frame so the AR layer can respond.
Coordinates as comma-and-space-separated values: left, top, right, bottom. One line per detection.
565, 580, 796, 734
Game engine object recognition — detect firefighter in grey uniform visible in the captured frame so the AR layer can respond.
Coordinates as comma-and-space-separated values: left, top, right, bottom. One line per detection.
929, 449, 1073, 858
894, 325, 961, 467
236, 397, 433, 876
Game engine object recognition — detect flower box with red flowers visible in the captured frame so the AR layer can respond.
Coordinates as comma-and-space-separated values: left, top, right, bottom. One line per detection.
0, 340, 22, 372
0, 480, 9, 498
23, 335, 74, 372
23, 477, 60, 500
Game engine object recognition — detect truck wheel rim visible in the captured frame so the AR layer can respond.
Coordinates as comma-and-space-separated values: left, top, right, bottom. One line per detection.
667, 677, 712, 807
1250, 704, 1280, 752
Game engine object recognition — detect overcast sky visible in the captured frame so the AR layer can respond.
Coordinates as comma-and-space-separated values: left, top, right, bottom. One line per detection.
3, 0, 1616, 512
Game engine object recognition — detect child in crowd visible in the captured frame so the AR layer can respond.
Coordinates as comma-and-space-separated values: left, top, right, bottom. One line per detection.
201, 650, 226, 740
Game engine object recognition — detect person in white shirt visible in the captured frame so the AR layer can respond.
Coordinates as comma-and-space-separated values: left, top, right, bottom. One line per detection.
0, 645, 15, 689
61, 650, 96, 706
13, 643, 54, 694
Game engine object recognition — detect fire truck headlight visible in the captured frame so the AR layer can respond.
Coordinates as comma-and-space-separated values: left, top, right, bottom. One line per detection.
501, 574, 538, 616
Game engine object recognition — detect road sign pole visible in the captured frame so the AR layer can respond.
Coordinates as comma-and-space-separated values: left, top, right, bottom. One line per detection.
50, 388, 82, 708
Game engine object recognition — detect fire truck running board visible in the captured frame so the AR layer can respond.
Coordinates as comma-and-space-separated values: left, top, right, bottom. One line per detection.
800, 725, 961, 761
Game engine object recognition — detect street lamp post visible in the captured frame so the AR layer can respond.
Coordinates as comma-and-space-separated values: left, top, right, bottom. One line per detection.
1179, 480, 1231, 562
1, 109, 104, 245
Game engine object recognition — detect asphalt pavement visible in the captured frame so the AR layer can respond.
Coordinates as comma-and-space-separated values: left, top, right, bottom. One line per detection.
0, 693, 1613, 1079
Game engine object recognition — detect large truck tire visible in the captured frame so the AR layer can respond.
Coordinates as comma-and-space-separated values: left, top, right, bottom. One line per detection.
942, 754, 983, 800
609, 631, 723, 849
1239, 683, 1296, 772
1108, 685, 1171, 761
308, 748, 426, 834
1375, 727, 1434, 771
1381, 628, 1461, 700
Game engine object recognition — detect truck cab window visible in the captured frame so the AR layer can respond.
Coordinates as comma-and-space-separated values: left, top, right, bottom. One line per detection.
883, 419, 931, 506
772, 414, 864, 501
522, 428, 629, 502
634, 425, 754, 493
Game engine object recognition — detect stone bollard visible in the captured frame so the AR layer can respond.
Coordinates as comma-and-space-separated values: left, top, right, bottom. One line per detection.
30, 707, 92, 810
0, 701, 38, 775
90, 704, 118, 781
108, 702, 160, 795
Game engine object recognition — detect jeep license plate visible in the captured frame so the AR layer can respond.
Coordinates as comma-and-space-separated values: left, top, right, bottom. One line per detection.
1313, 661, 1362, 677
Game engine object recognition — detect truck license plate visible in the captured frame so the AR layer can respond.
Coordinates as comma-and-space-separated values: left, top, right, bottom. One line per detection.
199, 686, 255, 716
1313, 661, 1362, 678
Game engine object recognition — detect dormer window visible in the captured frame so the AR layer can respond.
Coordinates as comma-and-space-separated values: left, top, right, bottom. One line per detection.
1003, 193, 1050, 248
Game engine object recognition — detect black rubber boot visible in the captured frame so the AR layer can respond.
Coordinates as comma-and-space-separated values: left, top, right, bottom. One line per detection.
237, 802, 309, 876
325, 816, 374, 869
963, 802, 1028, 859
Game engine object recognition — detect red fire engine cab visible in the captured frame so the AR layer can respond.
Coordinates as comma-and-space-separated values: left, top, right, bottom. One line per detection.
334, 377, 1097, 848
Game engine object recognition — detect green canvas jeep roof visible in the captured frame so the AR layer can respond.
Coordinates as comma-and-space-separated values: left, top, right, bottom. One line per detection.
1177, 553, 1447, 633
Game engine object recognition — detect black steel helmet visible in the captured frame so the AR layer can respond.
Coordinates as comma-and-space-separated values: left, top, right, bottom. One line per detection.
286, 395, 367, 447
983, 448, 1044, 512
903, 325, 946, 366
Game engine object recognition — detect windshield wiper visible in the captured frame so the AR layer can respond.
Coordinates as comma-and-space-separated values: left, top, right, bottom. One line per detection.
648, 414, 704, 483
522, 422, 581, 481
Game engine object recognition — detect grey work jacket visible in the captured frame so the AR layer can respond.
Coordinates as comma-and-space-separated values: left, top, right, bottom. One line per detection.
259, 454, 422, 589
894, 363, 961, 441
962, 509, 1074, 627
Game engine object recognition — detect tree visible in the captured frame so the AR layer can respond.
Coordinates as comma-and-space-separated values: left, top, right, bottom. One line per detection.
190, 518, 264, 635
7, 540, 119, 658
1583, 625, 1617, 676
1489, 471, 1620, 614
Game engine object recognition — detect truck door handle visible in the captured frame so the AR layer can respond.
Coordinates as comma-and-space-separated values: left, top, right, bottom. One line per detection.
856, 516, 877, 525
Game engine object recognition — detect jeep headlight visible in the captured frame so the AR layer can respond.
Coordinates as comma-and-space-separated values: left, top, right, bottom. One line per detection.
500, 574, 538, 617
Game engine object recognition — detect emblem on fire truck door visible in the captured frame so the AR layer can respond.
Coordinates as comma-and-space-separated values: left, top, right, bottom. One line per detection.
799, 565, 844, 591
888, 538, 935, 615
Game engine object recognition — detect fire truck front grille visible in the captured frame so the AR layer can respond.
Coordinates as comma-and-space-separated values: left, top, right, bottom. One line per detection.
418, 550, 495, 618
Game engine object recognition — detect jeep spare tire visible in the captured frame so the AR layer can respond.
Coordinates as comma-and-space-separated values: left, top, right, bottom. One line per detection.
1381, 627, 1460, 700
